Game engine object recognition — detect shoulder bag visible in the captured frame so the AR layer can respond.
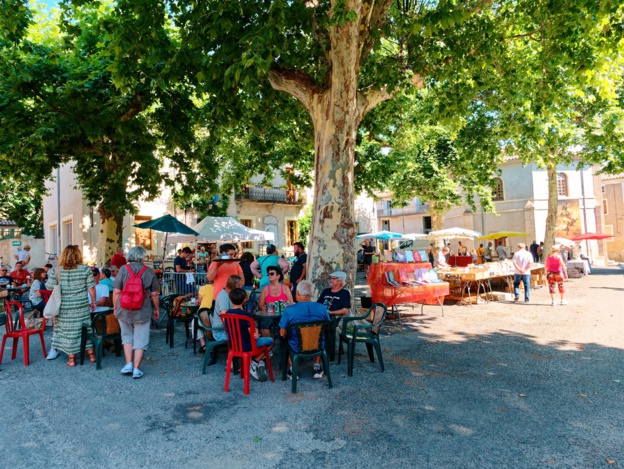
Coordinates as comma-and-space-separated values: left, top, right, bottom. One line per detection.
43, 268, 62, 319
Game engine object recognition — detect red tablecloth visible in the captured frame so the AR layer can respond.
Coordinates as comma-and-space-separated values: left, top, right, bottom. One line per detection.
367, 263, 450, 307
449, 255, 472, 267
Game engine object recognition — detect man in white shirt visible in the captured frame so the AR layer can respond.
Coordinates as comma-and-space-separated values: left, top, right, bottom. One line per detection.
435, 247, 451, 268
14, 245, 31, 268
512, 243, 534, 302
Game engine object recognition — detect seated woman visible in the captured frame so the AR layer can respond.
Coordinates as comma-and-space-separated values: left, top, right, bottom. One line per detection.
258, 265, 293, 338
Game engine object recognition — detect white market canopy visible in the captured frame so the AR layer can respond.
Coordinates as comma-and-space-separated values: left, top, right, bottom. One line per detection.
427, 227, 482, 241
167, 216, 275, 244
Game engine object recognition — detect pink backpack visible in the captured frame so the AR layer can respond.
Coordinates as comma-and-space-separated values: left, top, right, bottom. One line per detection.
119, 265, 149, 310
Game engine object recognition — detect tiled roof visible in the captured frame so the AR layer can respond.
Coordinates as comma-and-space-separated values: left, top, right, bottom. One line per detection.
601, 173, 624, 181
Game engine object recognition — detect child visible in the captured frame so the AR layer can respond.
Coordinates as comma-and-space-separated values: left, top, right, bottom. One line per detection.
227, 287, 273, 382
28, 268, 47, 312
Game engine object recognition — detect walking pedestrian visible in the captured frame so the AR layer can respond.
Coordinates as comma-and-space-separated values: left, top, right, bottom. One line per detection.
112, 246, 160, 379
546, 246, 568, 306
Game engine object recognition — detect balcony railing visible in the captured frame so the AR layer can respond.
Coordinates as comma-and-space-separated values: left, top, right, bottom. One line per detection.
236, 185, 301, 204
377, 204, 429, 217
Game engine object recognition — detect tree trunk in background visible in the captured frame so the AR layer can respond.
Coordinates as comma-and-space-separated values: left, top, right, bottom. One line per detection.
97, 208, 123, 266
543, 160, 558, 256
429, 201, 446, 249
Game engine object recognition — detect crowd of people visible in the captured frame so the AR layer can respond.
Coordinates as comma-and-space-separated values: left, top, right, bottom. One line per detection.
1, 241, 350, 383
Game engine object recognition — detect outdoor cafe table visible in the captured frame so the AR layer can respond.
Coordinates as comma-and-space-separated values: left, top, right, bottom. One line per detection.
2, 285, 29, 300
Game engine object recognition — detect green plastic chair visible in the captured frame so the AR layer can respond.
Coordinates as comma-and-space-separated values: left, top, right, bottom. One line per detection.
195, 304, 228, 374
337, 302, 388, 377
79, 310, 122, 370
323, 315, 342, 362
281, 320, 333, 393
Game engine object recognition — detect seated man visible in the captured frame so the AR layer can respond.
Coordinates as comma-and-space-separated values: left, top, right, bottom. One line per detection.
316, 271, 351, 318
9, 261, 29, 287
280, 281, 330, 379
226, 287, 273, 382
0, 267, 12, 286
205, 275, 242, 366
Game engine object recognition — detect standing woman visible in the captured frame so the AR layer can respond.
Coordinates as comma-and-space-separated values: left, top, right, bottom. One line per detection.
113, 246, 160, 379
46, 245, 97, 367
546, 245, 568, 306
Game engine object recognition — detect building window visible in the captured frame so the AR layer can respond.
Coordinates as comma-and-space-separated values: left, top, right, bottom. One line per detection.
493, 178, 504, 201
62, 221, 73, 247
604, 225, 614, 241
557, 173, 568, 197
382, 219, 390, 231
603, 199, 608, 215
240, 219, 253, 248
50, 225, 58, 254
287, 220, 298, 247
423, 216, 432, 233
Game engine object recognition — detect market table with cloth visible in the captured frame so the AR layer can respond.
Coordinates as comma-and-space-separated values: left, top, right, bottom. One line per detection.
448, 256, 472, 267
367, 263, 449, 318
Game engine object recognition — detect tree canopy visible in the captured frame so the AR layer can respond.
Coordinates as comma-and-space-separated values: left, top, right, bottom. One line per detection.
1, 0, 622, 286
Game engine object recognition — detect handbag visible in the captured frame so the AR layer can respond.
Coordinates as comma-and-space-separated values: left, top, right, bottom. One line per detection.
43, 268, 62, 319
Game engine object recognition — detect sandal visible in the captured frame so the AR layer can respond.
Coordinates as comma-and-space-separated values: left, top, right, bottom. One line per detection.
198, 345, 206, 354
67, 354, 76, 367
87, 350, 96, 363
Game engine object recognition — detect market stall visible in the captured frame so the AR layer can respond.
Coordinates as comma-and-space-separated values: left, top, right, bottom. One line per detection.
366, 262, 450, 318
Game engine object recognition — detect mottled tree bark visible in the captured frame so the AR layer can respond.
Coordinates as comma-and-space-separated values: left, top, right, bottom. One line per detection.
269, 0, 398, 295
543, 160, 558, 256
97, 207, 123, 267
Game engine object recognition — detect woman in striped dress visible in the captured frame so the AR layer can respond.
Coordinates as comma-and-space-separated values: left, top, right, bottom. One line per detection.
47, 245, 97, 367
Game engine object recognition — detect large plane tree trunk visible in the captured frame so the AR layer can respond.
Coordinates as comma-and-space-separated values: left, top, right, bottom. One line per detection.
269, 0, 397, 295
543, 160, 559, 256
97, 207, 123, 267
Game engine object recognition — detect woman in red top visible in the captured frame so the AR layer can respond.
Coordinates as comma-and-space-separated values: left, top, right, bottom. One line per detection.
546, 245, 568, 306
258, 265, 293, 338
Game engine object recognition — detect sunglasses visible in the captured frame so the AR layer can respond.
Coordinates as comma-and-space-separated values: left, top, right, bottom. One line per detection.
268, 272, 278, 276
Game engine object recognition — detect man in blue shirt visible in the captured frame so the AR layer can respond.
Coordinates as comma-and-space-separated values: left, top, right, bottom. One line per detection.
280, 281, 330, 379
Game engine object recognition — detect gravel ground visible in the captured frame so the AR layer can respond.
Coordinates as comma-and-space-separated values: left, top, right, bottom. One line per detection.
1, 266, 623, 468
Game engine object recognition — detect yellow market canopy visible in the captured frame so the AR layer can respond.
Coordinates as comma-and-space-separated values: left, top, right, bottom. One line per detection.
478, 231, 530, 240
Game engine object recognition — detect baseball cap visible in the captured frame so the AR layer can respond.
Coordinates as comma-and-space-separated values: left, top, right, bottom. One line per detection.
330, 271, 346, 281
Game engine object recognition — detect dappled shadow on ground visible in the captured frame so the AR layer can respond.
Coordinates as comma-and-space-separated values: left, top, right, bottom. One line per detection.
331, 321, 624, 467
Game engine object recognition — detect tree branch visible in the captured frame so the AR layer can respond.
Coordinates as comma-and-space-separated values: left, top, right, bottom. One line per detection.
357, 84, 393, 118
359, 0, 394, 66
267, 67, 322, 114
120, 94, 146, 122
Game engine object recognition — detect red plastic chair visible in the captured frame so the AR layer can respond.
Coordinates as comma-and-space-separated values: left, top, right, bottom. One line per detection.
1, 300, 47, 366
40, 290, 52, 304
221, 313, 274, 395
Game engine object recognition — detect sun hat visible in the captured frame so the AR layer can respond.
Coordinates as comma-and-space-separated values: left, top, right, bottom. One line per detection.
330, 271, 346, 281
